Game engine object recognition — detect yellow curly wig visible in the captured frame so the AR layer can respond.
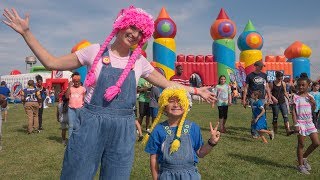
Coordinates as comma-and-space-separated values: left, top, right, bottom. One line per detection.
142, 86, 190, 154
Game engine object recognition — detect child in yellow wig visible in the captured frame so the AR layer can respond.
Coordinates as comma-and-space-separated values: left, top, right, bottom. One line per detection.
143, 86, 221, 180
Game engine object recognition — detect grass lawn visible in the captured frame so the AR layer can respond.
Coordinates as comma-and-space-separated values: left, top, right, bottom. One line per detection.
1, 102, 320, 179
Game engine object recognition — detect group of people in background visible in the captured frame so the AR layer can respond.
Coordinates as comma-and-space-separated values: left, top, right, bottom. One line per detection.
240, 61, 320, 174
2, 5, 319, 178
1, 55, 320, 176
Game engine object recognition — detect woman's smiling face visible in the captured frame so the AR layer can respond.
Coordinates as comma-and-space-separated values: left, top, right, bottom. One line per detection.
117, 25, 143, 48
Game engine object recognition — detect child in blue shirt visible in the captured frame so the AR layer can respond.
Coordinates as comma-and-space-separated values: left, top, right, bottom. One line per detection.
143, 87, 220, 180
251, 90, 274, 143
310, 82, 320, 128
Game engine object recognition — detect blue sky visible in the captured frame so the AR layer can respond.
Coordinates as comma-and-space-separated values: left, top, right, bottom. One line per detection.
1, 0, 319, 79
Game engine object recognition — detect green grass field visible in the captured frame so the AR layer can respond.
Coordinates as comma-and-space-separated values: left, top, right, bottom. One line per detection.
1, 102, 320, 179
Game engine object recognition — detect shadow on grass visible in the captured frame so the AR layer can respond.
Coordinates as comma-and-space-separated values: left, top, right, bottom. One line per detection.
228, 153, 295, 170
16, 125, 28, 134
201, 125, 251, 135
222, 134, 254, 142
47, 136, 62, 143
16, 128, 27, 133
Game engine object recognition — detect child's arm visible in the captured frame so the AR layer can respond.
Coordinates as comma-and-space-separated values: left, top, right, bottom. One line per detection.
150, 154, 159, 180
291, 103, 299, 133
0, 95, 7, 108
307, 94, 316, 112
135, 120, 143, 137
255, 107, 265, 123
20, 90, 25, 104
197, 122, 220, 158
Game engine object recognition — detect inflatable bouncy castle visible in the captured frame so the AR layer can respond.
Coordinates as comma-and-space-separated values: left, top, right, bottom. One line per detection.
211, 8, 237, 83
284, 41, 312, 78
153, 7, 177, 79
237, 20, 264, 75
175, 54, 218, 86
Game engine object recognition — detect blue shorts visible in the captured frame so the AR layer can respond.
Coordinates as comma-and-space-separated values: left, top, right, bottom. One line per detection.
149, 107, 159, 118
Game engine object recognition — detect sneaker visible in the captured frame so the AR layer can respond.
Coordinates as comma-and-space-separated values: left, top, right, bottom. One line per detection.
33, 130, 41, 133
136, 129, 139, 135
303, 158, 311, 171
297, 165, 310, 175
146, 129, 151, 133
138, 136, 143, 142
269, 130, 275, 140
252, 135, 260, 139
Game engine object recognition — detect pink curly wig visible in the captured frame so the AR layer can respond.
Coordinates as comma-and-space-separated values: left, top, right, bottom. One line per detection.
84, 6, 154, 101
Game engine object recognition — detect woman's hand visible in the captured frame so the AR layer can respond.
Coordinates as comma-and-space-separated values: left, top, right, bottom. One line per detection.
3, 8, 30, 36
198, 87, 216, 103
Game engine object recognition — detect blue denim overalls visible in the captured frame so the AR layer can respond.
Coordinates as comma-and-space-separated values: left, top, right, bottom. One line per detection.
159, 120, 201, 180
61, 49, 136, 180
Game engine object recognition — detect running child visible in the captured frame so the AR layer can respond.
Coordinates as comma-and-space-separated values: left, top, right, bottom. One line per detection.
309, 82, 320, 128
292, 77, 320, 174
251, 90, 274, 143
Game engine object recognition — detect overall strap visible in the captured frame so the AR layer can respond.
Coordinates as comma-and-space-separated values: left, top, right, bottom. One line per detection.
162, 120, 192, 136
102, 47, 109, 57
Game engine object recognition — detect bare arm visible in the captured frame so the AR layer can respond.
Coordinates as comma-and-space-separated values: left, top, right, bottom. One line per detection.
283, 82, 290, 100
2, 8, 82, 70
20, 91, 25, 103
150, 154, 159, 180
265, 81, 272, 102
307, 94, 316, 112
145, 70, 216, 103
242, 84, 248, 107
65, 82, 72, 100
291, 103, 299, 133
268, 82, 278, 103
197, 122, 220, 158
0, 95, 8, 108
255, 107, 265, 122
